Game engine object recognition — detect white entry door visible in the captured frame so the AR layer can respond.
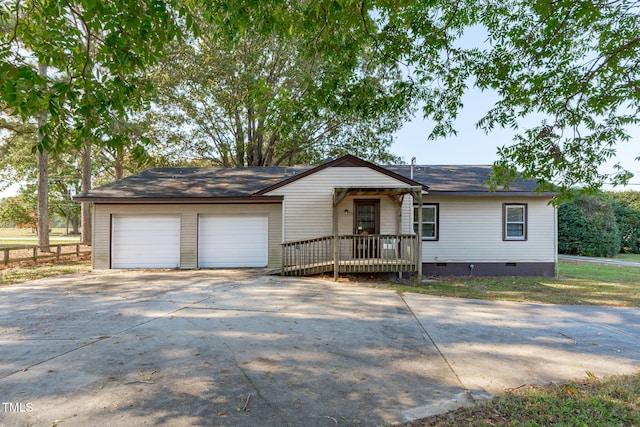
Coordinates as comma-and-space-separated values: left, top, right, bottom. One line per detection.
198, 215, 268, 268
111, 215, 180, 268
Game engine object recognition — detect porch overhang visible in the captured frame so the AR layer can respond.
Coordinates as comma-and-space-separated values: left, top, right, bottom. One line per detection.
332, 186, 425, 206
332, 186, 424, 281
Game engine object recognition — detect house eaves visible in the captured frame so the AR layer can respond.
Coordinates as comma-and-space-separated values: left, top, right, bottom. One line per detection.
255, 154, 428, 195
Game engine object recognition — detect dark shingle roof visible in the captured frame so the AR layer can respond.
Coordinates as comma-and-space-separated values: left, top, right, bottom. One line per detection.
75, 159, 547, 202
386, 165, 541, 193
75, 166, 312, 201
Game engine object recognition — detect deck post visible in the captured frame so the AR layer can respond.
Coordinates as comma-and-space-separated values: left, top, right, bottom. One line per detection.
333, 199, 339, 281
416, 190, 423, 283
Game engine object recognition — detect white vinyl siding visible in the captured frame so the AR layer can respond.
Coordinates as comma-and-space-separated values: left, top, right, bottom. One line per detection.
111, 215, 180, 269
198, 215, 268, 267
265, 167, 412, 241
92, 204, 282, 270
417, 196, 555, 263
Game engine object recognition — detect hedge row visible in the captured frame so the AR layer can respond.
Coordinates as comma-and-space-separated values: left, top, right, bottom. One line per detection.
558, 193, 640, 257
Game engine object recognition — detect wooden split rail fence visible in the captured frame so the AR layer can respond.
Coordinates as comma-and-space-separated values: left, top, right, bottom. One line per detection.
2, 243, 91, 266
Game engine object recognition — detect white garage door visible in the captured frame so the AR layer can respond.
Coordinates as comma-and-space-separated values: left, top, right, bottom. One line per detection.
198, 215, 268, 268
111, 215, 180, 268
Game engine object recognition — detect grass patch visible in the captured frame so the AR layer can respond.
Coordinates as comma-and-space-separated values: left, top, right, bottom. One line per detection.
400, 372, 640, 426
389, 260, 640, 307
0, 257, 91, 287
615, 253, 640, 262
0, 227, 80, 248
559, 260, 640, 283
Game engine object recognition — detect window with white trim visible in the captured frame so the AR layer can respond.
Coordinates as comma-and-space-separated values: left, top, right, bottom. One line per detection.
503, 204, 527, 240
413, 204, 439, 240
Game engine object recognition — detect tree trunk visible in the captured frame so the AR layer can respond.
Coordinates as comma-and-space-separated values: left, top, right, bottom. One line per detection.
71, 215, 80, 235
81, 139, 92, 245
234, 109, 245, 166
114, 148, 124, 180
37, 62, 50, 252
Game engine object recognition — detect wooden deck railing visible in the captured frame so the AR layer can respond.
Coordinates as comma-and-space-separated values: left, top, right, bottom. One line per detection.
282, 236, 335, 276
282, 234, 419, 276
336, 234, 418, 274
2, 243, 91, 266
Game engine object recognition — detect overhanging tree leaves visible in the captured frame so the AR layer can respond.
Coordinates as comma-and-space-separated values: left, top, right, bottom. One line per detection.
199, 0, 640, 193
0, 0, 194, 152
2, 0, 638, 199
472, 0, 640, 198
141, 9, 412, 166
1, 0, 195, 245
377, 0, 639, 197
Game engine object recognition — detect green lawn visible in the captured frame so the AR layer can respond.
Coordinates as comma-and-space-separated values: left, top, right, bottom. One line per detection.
389, 259, 640, 307
0, 227, 80, 247
615, 253, 640, 262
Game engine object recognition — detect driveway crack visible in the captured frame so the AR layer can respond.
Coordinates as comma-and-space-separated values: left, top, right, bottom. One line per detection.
397, 292, 476, 403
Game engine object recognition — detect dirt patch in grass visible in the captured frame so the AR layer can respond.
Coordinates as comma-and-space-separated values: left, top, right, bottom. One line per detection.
0, 253, 92, 286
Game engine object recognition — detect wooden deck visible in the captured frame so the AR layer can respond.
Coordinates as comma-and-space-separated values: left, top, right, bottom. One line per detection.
282, 235, 419, 277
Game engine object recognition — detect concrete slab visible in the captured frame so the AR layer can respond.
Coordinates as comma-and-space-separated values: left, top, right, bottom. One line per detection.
401, 294, 640, 397
0, 270, 637, 426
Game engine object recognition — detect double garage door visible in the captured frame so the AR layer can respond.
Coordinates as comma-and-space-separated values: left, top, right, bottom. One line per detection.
111, 215, 268, 269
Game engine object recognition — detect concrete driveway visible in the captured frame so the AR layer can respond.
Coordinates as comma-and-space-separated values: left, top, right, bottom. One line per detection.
0, 270, 638, 426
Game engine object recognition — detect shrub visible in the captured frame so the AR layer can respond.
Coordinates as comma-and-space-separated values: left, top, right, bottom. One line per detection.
611, 201, 640, 253
607, 190, 640, 211
558, 195, 621, 257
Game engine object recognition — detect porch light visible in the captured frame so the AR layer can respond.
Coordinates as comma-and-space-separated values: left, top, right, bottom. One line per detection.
344, 209, 349, 215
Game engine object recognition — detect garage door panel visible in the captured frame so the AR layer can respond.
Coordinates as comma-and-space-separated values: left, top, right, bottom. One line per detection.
112, 216, 180, 269
198, 216, 267, 268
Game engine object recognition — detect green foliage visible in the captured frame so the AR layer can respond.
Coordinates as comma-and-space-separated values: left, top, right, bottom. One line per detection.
608, 191, 640, 211
201, 0, 640, 189
465, 0, 640, 195
607, 192, 640, 254
2, 0, 639, 195
558, 195, 621, 257
0, 124, 84, 230
0, 116, 36, 190
362, 0, 640, 195
0, 194, 37, 230
141, 9, 410, 166
611, 202, 640, 253
0, 0, 194, 153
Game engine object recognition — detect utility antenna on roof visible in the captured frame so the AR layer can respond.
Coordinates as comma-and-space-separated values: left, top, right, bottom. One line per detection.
410, 157, 416, 180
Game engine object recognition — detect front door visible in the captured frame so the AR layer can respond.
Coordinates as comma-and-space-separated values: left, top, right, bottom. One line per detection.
354, 199, 380, 258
